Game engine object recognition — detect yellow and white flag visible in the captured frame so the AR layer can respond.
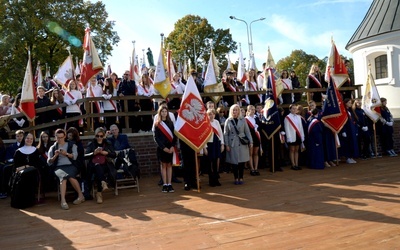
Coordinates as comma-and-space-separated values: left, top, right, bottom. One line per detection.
203, 48, 224, 103
153, 45, 171, 99
362, 70, 381, 122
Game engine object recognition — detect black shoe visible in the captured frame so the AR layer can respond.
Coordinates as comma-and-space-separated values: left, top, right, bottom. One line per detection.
209, 183, 216, 187
291, 166, 300, 171
250, 170, 256, 176
255, 170, 260, 176
167, 185, 174, 193
215, 181, 221, 186
162, 185, 168, 193
158, 179, 163, 186
297, 166, 302, 170
184, 183, 191, 191
172, 177, 182, 183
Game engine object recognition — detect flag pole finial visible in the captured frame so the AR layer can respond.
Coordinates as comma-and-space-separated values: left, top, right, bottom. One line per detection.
160, 33, 164, 46
66, 46, 71, 56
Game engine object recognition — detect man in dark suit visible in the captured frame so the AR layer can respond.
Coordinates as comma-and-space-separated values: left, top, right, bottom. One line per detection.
117, 71, 140, 132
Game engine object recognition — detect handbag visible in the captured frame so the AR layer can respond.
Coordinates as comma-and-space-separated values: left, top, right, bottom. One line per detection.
92, 154, 106, 165
230, 120, 249, 145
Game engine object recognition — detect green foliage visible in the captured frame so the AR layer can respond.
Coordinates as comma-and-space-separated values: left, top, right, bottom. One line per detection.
276, 50, 324, 87
0, 0, 119, 95
165, 15, 237, 73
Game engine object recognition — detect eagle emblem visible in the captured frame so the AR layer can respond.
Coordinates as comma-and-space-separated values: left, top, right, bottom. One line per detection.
181, 97, 206, 125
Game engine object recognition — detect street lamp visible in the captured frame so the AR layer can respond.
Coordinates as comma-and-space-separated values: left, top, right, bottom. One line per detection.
229, 16, 265, 61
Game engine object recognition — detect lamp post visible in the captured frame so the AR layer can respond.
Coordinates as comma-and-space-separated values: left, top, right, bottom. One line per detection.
229, 16, 265, 61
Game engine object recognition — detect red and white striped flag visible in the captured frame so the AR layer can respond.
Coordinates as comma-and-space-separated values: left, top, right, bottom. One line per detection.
80, 27, 103, 87
20, 52, 36, 122
34, 61, 43, 88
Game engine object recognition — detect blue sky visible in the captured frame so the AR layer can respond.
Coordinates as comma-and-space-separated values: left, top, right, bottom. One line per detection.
100, 0, 373, 76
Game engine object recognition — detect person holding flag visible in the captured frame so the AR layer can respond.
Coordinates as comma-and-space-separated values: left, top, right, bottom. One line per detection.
353, 98, 372, 159
339, 98, 359, 163
379, 97, 397, 157
153, 106, 177, 193
205, 108, 224, 187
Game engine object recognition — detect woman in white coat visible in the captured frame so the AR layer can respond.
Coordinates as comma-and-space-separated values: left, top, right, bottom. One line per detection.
224, 104, 253, 185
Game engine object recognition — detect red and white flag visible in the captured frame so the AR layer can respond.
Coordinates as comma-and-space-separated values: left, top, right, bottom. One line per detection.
167, 48, 176, 81
54, 55, 75, 86
130, 44, 140, 83
237, 46, 246, 83
80, 27, 103, 87
34, 61, 43, 88
174, 76, 212, 151
75, 57, 81, 75
325, 39, 348, 87
20, 52, 36, 122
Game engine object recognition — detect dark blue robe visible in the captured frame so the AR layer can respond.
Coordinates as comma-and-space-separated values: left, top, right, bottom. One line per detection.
307, 118, 324, 169
339, 109, 359, 158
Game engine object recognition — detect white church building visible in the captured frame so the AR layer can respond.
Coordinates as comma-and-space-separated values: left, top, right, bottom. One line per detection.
346, 0, 400, 117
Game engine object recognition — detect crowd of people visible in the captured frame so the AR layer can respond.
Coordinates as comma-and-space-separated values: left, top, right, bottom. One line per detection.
0, 61, 397, 209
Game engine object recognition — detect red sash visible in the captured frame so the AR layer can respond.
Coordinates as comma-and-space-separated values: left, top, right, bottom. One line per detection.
89, 86, 104, 122
281, 78, 292, 89
308, 74, 322, 88
247, 80, 262, 103
56, 101, 63, 116
245, 117, 261, 143
285, 115, 302, 139
158, 121, 180, 166
308, 118, 319, 134
66, 92, 84, 127
211, 122, 221, 141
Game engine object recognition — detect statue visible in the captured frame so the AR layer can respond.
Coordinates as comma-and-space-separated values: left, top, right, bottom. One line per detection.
146, 48, 155, 67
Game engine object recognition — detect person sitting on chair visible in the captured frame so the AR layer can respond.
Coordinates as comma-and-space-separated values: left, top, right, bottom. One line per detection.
85, 127, 116, 204
48, 129, 85, 210
108, 124, 130, 151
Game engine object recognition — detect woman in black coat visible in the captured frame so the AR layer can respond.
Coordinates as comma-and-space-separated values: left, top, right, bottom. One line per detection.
85, 127, 116, 204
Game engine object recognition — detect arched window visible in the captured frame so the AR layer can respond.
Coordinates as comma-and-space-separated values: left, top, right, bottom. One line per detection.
375, 55, 387, 79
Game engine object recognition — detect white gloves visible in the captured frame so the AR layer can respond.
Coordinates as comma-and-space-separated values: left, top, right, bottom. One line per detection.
102, 94, 112, 100
362, 126, 368, 132
386, 121, 393, 126
342, 132, 347, 137
17, 119, 25, 127
280, 131, 286, 135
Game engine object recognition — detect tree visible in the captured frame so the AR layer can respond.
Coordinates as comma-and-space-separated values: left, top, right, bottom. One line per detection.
165, 15, 236, 73
0, 0, 120, 95
276, 50, 324, 87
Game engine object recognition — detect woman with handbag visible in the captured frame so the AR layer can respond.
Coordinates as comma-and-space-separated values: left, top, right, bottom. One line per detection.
85, 127, 116, 204
224, 104, 253, 185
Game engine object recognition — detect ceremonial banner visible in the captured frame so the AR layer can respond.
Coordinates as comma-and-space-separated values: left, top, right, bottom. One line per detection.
362, 70, 381, 122
34, 61, 43, 88
325, 39, 348, 87
237, 46, 246, 83
130, 45, 140, 83
167, 48, 176, 81
203, 48, 224, 103
153, 45, 171, 99
263, 67, 283, 104
175, 76, 212, 151
261, 74, 281, 139
20, 52, 36, 122
54, 55, 74, 85
80, 27, 103, 87
321, 68, 348, 133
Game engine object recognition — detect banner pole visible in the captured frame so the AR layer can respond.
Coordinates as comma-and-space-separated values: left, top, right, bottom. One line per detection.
271, 136, 275, 173
195, 152, 200, 193
373, 123, 378, 157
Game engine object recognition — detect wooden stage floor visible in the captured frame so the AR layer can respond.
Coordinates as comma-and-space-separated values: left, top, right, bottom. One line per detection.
1, 156, 400, 249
